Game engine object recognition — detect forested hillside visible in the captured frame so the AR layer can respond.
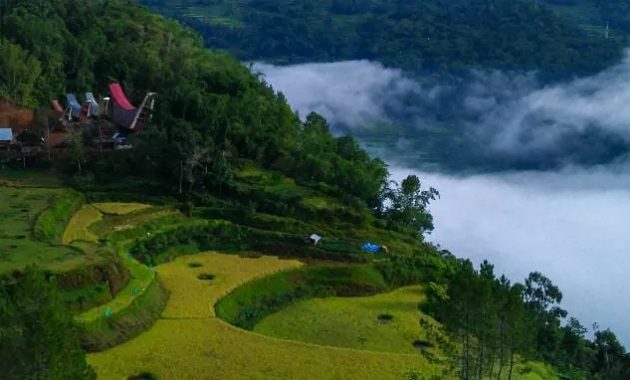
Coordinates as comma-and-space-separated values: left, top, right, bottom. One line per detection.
140, 0, 625, 77
1, 1, 630, 379
0, 0, 389, 210
545, 0, 630, 34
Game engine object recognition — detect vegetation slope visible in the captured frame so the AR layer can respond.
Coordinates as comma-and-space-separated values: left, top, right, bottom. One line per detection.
1, 0, 630, 379
140, 0, 625, 77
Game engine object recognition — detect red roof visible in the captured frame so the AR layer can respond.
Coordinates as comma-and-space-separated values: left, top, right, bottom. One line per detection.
109, 83, 136, 111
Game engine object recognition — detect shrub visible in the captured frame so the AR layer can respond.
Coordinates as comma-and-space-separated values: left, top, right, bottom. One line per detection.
33, 190, 85, 244
80, 275, 169, 352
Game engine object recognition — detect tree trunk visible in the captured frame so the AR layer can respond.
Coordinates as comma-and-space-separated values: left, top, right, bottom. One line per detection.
461, 335, 467, 380
497, 340, 505, 379
487, 353, 495, 380
508, 350, 515, 380
179, 160, 183, 194
77, 159, 82, 176
477, 343, 484, 380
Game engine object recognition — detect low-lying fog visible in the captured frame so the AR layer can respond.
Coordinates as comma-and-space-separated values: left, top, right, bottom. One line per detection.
390, 167, 630, 345
253, 58, 630, 345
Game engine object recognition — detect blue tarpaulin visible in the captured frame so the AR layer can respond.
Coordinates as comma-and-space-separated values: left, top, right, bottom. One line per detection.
0, 128, 13, 142
362, 242, 380, 253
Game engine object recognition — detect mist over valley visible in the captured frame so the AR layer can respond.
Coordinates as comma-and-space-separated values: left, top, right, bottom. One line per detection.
255, 59, 630, 345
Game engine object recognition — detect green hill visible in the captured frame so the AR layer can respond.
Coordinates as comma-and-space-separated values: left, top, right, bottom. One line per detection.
1, 0, 630, 379
140, 0, 626, 77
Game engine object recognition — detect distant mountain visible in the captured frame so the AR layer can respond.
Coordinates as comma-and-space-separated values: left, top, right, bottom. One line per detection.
141, 0, 626, 78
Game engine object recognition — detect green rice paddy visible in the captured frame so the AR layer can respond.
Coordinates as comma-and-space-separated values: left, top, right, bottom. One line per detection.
0, 186, 88, 273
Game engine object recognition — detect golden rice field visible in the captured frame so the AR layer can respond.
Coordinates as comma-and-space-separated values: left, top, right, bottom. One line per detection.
92, 202, 151, 215
62, 205, 103, 244
254, 287, 559, 380
87, 252, 443, 380
254, 285, 441, 354
158, 253, 304, 319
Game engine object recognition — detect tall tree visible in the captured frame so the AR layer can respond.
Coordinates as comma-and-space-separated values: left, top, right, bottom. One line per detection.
0, 268, 95, 379
0, 41, 41, 106
384, 174, 439, 238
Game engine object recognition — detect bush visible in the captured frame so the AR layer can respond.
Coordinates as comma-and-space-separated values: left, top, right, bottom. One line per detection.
377, 251, 454, 287
130, 219, 366, 265
80, 275, 169, 352
33, 189, 85, 243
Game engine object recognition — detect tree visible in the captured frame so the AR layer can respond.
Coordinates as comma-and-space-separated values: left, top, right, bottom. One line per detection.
0, 268, 95, 379
70, 130, 84, 176
384, 174, 439, 238
593, 326, 630, 380
0, 40, 41, 106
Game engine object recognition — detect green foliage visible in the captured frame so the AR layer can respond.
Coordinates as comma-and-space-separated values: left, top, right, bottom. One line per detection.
61, 283, 112, 313
381, 174, 439, 238
129, 217, 369, 264
143, 0, 625, 77
33, 189, 85, 244
377, 250, 452, 287
0, 267, 95, 379
0, 40, 42, 106
215, 264, 387, 330
416, 258, 630, 379
272, 113, 389, 208
0, 0, 390, 211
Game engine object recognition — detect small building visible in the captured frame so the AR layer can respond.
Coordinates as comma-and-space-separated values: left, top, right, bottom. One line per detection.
0, 128, 14, 150
309, 234, 322, 245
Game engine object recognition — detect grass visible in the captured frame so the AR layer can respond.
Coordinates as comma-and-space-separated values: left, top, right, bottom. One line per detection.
63, 205, 103, 244
92, 202, 151, 215
0, 186, 90, 273
87, 252, 443, 379
254, 285, 442, 355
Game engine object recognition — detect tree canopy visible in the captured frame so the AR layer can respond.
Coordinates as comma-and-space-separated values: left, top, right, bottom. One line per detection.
0, 0, 390, 212
0, 268, 95, 379
141, 0, 625, 78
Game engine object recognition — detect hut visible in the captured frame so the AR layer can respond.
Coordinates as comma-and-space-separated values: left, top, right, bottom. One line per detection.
0, 128, 14, 150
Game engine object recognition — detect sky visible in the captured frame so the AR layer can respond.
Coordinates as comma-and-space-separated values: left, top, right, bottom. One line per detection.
254, 58, 630, 345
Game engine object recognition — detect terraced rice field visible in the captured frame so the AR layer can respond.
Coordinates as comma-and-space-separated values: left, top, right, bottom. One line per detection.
76, 253, 154, 323
92, 202, 151, 215
0, 186, 87, 273
69, 203, 164, 322
87, 252, 441, 380
63, 205, 103, 244
254, 285, 441, 354
252, 288, 559, 379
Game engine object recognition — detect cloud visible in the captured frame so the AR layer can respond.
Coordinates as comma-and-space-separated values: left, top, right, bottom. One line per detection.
254, 59, 630, 345
252, 60, 425, 129
389, 165, 630, 346
253, 54, 630, 169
